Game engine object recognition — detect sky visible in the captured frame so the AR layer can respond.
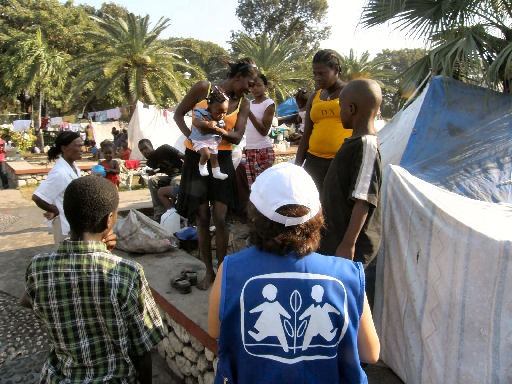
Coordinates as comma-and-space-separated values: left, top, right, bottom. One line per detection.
71, 0, 426, 57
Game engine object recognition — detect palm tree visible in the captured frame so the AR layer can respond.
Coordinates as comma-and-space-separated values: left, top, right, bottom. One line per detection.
2, 29, 68, 150
338, 49, 393, 83
230, 33, 313, 104
362, 0, 512, 93
71, 13, 200, 112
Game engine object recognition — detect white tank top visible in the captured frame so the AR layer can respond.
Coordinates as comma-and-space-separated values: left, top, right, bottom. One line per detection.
245, 98, 274, 149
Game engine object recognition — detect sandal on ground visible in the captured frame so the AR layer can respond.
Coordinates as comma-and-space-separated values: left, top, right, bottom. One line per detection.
171, 277, 192, 294
180, 270, 198, 286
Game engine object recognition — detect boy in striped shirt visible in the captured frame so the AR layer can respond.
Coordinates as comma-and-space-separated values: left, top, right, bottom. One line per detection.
320, 79, 383, 307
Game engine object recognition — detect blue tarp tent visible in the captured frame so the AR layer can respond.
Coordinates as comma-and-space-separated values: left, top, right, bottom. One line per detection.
277, 97, 299, 120
379, 76, 512, 203
375, 76, 512, 383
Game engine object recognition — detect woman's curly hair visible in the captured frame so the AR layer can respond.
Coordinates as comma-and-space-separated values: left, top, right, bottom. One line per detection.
248, 203, 324, 258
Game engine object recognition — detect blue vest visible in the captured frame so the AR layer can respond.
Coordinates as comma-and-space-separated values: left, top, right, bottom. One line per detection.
215, 247, 367, 384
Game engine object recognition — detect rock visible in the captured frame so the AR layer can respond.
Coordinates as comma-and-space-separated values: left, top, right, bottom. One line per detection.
26, 178, 37, 185
168, 331, 183, 354
197, 355, 209, 373
174, 322, 190, 344
164, 340, 175, 358
157, 342, 166, 358
198, 374, 204, 384
190, 362, 199, 378
167, 357, 184, 380
185, 377, 195, 384
213, 357, 218, 375
17, 180, 26, 187
204, 348, 215, 362
203, 372, 215, 384
176, 355, 192, 376
190, 335, 205, 352
183, 346, 199, 363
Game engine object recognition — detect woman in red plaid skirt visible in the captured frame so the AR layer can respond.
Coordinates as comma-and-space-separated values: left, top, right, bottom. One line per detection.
245, 73, 276, 186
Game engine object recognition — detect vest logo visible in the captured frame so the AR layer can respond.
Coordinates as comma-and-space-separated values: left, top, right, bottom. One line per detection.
240, 272, 349, 364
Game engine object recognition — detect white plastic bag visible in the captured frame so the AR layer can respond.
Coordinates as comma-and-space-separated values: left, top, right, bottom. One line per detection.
114, 209, 177, 253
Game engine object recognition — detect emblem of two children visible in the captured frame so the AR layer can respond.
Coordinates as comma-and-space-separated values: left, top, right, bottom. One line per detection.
248, 284, 340, 352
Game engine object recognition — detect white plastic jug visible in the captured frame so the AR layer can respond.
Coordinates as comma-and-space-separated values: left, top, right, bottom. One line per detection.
160, 208, 181, 235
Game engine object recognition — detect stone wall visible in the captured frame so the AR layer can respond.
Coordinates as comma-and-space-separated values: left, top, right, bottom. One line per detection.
157, 310, 217, 384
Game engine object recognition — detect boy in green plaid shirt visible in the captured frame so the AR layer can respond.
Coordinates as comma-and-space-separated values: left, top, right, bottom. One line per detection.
23, 176, 164, 383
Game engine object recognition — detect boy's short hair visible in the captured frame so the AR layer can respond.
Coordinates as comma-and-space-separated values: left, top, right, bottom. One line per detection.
64, 176, 119, 235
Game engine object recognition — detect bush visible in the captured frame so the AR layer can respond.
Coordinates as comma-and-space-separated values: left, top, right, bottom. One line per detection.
1, 126, 37, 153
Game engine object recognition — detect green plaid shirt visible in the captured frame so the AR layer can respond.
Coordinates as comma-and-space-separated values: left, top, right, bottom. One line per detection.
25, 241, 164, 384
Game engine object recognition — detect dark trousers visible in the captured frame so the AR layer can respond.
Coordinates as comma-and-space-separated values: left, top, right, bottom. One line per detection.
0, 162, 8, 189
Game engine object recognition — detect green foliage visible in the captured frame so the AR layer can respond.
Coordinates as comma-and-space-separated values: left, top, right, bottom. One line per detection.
373, 48, 428, 117
1, 127, 36, 153
337, 49, 393, 83
362, 0, 512, 92
71, 13, 201, 108
235, 0, 330, 49
230, 33, 313, 104
166, 38, 226, 82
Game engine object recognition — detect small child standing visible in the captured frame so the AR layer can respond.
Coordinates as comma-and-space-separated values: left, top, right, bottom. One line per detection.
22, 176, 164, 383
320, 79, 383, 308
100, 140, 120, 187
189, 86, 230, 180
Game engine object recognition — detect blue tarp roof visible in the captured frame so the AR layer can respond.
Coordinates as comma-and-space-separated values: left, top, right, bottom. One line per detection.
400, 76, 512, 203
277, 97, 299, 119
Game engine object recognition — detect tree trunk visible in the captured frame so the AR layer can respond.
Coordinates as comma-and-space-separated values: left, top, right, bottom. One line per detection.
37, 88, 45, 153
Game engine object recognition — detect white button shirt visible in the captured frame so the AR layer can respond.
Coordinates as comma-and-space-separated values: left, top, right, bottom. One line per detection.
34, 157, 81, 236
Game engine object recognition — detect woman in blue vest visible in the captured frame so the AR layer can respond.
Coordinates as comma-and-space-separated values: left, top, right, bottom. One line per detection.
208, 162, 380, 384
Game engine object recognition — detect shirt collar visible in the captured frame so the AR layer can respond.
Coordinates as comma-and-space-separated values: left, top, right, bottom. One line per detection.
57, 240, 109, 254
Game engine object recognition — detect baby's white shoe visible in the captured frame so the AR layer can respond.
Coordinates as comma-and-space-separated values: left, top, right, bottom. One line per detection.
212, 167, 228, 180
199, 163, 209, 177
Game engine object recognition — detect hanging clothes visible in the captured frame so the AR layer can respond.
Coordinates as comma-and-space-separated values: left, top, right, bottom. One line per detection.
106, 108, 121, 120
50, 117, 63, 126
95, 110, 108, 122
12, 120, 32, 132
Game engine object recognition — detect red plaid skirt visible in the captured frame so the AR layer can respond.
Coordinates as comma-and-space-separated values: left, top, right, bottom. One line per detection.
245, 147, 275, 186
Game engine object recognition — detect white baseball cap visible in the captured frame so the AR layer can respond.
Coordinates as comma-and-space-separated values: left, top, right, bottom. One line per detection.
249, 162, 320, 226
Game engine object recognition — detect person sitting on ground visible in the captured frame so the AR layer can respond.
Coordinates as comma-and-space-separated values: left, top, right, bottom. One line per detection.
189, 86, 230, 180
22, 176, 164, 384
138, 139, 184, 222
99, 140, 120, 188
319, 79, 383, 309
208, 162, 380, 383
89, 139, 100, 160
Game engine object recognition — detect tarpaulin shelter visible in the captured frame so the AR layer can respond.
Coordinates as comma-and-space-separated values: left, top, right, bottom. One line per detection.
128, 101, 191, 160
277, 97, 299, 121
375, 76, 512, 383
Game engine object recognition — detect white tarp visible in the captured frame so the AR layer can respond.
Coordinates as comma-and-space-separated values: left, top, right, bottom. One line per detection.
374, 165, 512, 383
91, 121, 119, 147
378, 84, 429, 168
128, 101, 190, 160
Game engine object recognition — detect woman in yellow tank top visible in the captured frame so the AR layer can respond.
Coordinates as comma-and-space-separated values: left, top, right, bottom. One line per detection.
296, 49, 352, 194
174, 58, 259, 290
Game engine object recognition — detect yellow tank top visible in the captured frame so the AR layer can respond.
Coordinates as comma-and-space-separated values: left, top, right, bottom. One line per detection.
185, 83, 242, 152
308, 90, 352, 159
